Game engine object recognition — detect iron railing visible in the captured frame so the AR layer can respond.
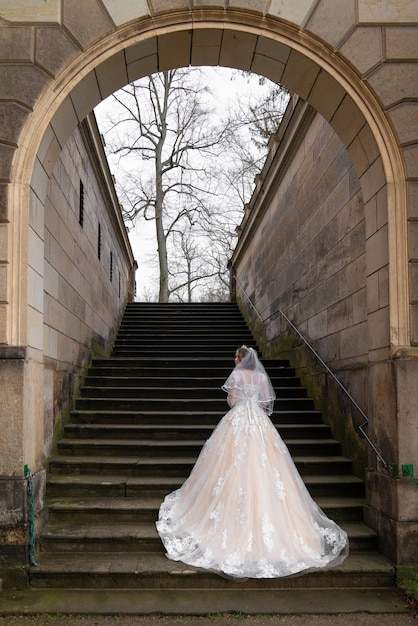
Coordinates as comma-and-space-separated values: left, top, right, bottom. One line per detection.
234, 276, 388, 468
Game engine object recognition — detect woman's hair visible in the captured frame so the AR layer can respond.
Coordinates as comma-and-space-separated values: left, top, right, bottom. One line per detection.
236, 346, 249, 362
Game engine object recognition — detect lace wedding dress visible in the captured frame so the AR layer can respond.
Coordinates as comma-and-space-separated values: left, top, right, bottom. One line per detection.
156, 349, 348, 579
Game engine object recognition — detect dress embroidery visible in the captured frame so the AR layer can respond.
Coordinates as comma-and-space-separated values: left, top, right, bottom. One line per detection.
156, 365, 348, 579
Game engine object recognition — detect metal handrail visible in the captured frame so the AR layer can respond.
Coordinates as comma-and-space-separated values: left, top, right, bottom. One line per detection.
234, 276, 388, 468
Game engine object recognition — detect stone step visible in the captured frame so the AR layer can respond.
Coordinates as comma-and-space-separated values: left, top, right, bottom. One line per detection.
29, 551, 394, 590
38, 520, 376, 554
47, 495, 365, 524
48, 454, 354, 478
78, 385, 309, 399
83, 375, 301, 387
46, 473, 365, 499
89, 355, 295, 370
56, 437, 342, 458
63, 422, 333, 441
74, 397, 316, 411
69, 409, 324, 425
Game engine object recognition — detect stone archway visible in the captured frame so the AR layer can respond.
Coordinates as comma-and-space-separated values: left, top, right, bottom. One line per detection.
0, 1, 417, 569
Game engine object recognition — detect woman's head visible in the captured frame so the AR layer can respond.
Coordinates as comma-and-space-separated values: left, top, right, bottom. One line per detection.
234, 346, 249, 364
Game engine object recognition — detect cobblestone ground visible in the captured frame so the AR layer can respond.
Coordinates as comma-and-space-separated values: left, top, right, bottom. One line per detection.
0, 613, 417, 626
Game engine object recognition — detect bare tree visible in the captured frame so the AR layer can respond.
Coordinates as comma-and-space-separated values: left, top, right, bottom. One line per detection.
96, 68, 289, 302
100, 69, 226, 302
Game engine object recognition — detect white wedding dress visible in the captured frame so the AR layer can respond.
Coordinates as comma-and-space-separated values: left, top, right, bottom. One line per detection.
156, 362, 348, 579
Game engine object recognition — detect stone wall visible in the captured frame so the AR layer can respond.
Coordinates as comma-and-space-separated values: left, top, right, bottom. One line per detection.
233, 98, 369, 479
0, 114, 135, 585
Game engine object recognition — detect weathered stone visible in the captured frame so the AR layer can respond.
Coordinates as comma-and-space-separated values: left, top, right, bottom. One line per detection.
0, 183, 8, 222
35, 26, 80, 77
219, 30, 258, 72
101, 0, 150, 26
403, 144, 418, 179
339, 27, 382, 76
307, 70, 345, 123
268, 0, 316, 25
358, 0, 418, 24
158, 31, 192, 71
95, 51, 128, 100
150, 0, 191, 13
367, 63, 418, 108
0, 0, 60, 23
63, 0, 115, 49
0, 25, 34, 62
0, 102, 31, 146
0, 144, 16, 183
331, 94, 366, 148
387, 102, 418, 146
306, 0, 356, 48
0, 64, 50, 109
282, 50, 320, 100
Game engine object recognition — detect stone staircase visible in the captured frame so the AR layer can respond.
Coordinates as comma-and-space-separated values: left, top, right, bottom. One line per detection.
29, 302, 397, 612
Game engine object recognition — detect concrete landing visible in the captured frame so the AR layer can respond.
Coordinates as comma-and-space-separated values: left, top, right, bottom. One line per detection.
0, 588, 410, 616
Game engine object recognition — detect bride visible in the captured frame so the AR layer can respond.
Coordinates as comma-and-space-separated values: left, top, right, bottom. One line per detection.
156, 345, 348, 579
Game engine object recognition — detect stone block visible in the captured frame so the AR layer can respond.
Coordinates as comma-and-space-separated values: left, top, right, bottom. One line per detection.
30, 156, 49, 202
352, 287, 367, 324
219, 30, 258, 72
158, 31, 192, 71
95, 51, 128, 100
27, 266, 43, 315
367, 62, 418, 109
388, 102, 418, 146
0, 0, 60, 22
358, 124, 380, 167
360, 156, 386, 204
150, 0, 191, 13
191, 28, 222, 66
359, 0, 418, 24
409, 220, 418, 261
50, 96, 78, 149
251, 53, 285, 85
307, 309, 327, 340
410, 303, 418, 344
339, 27, 382, 76
395, 357, 418, 465
340, 320, 367, 359
35, 26, 80, 77
385, 26, 418, 61
70, 71, 102, 122
0, 183, 7, 222
27, 305, 43, 352
368, 305, 390, 351
366, 224, 388, 275
0, 25, 34, 62
0, 64, 50, 109
0, 102, 31, 146
408, 181, 418, 219
229, 0, 266, 11
306, 0, 355, 48
0, 358, 25, 475
0, 144, 16, 183
63, 0, 114, 49
307, 70, 345, 123
282, 50, 320, 100
0, 223, 7, 261
328, 297, 353, 334
101, 0, 150, 26
268, 0, 316, 25
403, 144, 418, 179
255, 38, 290, 65
331, 94, 366, 148
0, 265, 7, 301
347, 135, 369, 177
127, 54, 159, 82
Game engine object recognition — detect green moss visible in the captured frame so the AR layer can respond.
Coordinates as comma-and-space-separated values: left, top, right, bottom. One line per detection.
397, 565, 418, 605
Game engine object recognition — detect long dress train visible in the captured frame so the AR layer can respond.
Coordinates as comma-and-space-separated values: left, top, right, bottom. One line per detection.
156, 362, 348, 579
